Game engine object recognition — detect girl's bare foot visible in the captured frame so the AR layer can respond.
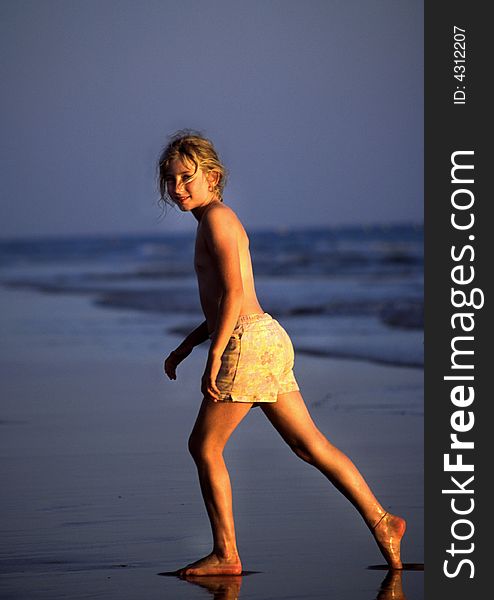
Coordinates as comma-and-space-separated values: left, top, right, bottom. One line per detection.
176, 552, 242, 576
372, 513, 406, 569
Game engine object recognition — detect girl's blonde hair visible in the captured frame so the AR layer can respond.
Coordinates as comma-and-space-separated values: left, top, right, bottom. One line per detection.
157, 130, 227, 207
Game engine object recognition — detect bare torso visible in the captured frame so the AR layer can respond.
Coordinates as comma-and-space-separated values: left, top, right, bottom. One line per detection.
194, 203, 263, 334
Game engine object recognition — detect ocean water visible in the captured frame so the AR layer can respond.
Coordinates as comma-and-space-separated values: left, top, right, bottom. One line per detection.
0, 224, 423, 368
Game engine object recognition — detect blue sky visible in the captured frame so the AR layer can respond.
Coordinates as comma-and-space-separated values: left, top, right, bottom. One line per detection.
0, 0, 423, 238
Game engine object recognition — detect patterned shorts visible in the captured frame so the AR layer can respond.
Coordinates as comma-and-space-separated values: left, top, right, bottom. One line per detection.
213, 313, 299, 404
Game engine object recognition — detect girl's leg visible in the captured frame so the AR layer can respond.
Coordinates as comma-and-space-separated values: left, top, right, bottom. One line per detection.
177, 397, 253, 576
261, 390, 406, 568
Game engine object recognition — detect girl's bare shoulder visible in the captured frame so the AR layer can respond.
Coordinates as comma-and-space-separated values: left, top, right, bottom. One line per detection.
202, 202, 244, 233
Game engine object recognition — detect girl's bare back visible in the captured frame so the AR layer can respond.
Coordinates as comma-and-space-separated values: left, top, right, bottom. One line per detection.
193, 202, 263, 333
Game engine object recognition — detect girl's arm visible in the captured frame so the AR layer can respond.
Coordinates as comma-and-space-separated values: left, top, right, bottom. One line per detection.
202, 209, 244, 399
164, 320, 209, 380
175, 320, 210, 353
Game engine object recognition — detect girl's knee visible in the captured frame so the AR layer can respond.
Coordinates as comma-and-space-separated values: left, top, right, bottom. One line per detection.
288, 430, 328, 464
188, 433, 222, 464
290, 441, 313, 463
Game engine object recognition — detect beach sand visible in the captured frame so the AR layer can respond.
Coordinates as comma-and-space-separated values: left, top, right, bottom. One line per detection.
0, 288, 423, 599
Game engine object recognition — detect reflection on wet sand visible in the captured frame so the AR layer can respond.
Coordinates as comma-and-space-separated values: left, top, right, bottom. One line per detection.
177, 573, 243, 600
171, 568, 414, 600
376, 570, 406, 600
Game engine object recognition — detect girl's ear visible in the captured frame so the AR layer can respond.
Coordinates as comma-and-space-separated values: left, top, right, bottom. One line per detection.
207, 169, 221, 195
207, 169, 220, 187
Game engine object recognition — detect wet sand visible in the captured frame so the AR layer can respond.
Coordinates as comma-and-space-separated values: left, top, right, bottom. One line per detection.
0, 288, 424, 599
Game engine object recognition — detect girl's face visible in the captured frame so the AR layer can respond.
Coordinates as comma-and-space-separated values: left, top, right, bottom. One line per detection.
165, 157, 216, 211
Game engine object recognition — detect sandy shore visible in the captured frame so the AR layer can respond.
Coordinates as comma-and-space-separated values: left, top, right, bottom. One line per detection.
0, 288, 423, 599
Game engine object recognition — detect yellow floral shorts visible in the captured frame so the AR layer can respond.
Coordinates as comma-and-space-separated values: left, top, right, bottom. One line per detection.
214, 313, 299, 404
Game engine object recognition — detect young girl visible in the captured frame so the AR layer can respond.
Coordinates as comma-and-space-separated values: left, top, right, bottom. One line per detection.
159, 131, 406, 576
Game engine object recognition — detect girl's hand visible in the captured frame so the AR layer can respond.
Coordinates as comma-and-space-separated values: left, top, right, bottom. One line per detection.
164, 346, 192, 380
201, 356, 222, 401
